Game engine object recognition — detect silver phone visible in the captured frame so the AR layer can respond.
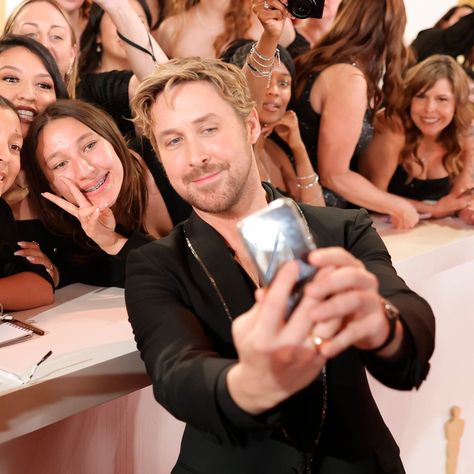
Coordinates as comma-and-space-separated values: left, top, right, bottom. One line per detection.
237, 198, 317, 316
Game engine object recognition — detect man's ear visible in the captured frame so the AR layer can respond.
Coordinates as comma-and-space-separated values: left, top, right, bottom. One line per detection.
246, 107, 261, 145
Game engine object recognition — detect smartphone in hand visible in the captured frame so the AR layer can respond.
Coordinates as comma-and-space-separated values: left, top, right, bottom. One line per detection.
237, 198, 317, 317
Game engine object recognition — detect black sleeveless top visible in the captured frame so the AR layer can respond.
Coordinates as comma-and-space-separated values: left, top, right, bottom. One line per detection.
388, 166, 452, 201
294, 72, 374, 207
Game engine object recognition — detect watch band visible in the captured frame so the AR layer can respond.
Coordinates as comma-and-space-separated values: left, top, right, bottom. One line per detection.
368, 298, 400, 353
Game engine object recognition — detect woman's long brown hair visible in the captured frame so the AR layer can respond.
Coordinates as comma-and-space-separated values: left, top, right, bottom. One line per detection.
295, 0, 409, 115
22, 100, 148, 254
398, 55, 473, 179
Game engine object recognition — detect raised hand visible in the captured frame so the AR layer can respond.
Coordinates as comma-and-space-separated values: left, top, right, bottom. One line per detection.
42, 177, 126, 254
252, 0, 292, 40
305, 248, 403, 358
227, 260, 327, 414
272, 110, 305, 149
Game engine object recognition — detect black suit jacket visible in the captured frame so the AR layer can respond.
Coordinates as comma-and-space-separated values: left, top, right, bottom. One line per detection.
125, 188, 435, 474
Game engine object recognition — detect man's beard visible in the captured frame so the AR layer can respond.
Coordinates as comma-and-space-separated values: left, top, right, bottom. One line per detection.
180, 159, 252, 214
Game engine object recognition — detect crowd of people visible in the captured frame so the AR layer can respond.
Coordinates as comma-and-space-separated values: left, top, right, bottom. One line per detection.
0, 0, 471, 472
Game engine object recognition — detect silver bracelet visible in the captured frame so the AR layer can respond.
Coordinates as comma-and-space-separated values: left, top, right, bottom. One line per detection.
297, 174, 320, 189
250, 42, 279, 62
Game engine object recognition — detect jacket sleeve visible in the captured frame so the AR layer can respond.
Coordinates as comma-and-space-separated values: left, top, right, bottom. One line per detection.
343, 209, 435, 390
125, 243, 282, 443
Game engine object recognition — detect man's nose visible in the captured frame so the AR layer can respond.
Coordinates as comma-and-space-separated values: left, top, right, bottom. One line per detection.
186, 139, 209, 166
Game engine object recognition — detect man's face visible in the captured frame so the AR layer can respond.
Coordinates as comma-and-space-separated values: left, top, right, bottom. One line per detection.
150, 81, 260, 214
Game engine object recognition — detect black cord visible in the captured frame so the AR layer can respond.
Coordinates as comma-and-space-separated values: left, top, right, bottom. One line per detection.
117, 30, 157, 63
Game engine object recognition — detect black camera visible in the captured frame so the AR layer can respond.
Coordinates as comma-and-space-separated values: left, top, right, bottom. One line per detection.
287, 0, 325, 19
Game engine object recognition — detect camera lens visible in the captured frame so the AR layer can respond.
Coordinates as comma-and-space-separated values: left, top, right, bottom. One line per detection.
289, 0, 313, 19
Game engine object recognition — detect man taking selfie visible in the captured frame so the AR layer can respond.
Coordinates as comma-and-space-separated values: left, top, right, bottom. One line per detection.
125, 57, 435, 474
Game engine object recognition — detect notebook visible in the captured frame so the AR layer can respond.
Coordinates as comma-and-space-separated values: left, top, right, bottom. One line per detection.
0, 321, 33, 347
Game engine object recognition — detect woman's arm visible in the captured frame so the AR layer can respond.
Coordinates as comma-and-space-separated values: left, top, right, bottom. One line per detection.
312, 64, 419, 228
359, 113, 405, 190
94, 0, 168, 99
272, 110, 325, 205
0, 272, 54, 310
244, 0, 289, 110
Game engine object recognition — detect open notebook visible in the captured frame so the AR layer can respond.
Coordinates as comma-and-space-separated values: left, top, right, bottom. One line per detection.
0, 321, 33, 347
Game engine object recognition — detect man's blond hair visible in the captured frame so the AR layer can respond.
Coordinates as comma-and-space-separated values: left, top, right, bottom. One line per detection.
132, 57, 256, 154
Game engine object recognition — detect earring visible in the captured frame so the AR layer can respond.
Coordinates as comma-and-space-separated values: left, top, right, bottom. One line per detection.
96, 43, 102, 54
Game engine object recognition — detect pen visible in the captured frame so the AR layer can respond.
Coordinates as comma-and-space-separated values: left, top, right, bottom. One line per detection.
1, 315, 45, 336
28, 350, 53, 381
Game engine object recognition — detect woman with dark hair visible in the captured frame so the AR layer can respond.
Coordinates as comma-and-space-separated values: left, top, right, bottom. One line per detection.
22, 100, 173, 286
76, 0, 167, 136
360, 55, 474, 223
3, 0, 78, 98
293, 0, 420, 229
0, 96, 54, 309
0, 35, 68, 286
223, 38, 324, 205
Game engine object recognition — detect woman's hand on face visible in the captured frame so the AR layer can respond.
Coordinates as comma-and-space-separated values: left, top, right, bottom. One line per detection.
252, 0, 292, 40
390, 199, 420, 230
14, 241, 60, 287
41, 177, 119, 250
272, 110, 305, 150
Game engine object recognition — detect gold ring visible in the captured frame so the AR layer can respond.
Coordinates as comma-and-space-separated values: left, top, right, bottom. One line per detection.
312, 335, 325, 352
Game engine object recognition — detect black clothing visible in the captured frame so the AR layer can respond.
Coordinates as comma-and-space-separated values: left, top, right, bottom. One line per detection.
76, 70, 135, 139
294, 73, 374, 207
388, 166, 452, 202
15, 218, 152, 288
0, 199, 53, 287
126, 184, 435, 474
411, 11, 474, 62
287, 30, 311, 58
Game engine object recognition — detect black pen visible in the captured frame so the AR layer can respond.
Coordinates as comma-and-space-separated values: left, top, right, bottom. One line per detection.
28, 350, 53, 381
1, 315, 45, 336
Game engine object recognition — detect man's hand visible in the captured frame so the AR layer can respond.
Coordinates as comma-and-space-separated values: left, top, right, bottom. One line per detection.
227, 261, 326, 414
305, 248, 404, 358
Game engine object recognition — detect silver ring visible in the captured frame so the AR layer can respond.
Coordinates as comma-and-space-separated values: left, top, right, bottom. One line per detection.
263, 0, 270, 9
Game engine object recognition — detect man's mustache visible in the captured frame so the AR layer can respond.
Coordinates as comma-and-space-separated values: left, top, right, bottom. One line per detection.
183, 163, 228, 184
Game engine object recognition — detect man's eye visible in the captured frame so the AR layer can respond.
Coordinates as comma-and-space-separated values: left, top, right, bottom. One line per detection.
203, 127, 217, 135
167, 137, 182, 147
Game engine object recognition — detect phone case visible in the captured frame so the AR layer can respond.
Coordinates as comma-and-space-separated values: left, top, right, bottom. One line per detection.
237, 198, 317, 286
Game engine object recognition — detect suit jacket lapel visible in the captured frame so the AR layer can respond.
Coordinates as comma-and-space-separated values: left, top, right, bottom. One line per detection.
184, 212, 256, 320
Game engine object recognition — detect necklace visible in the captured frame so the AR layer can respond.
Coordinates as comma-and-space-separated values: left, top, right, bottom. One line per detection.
194, 4, 223, 31
184, 208, 327, 457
